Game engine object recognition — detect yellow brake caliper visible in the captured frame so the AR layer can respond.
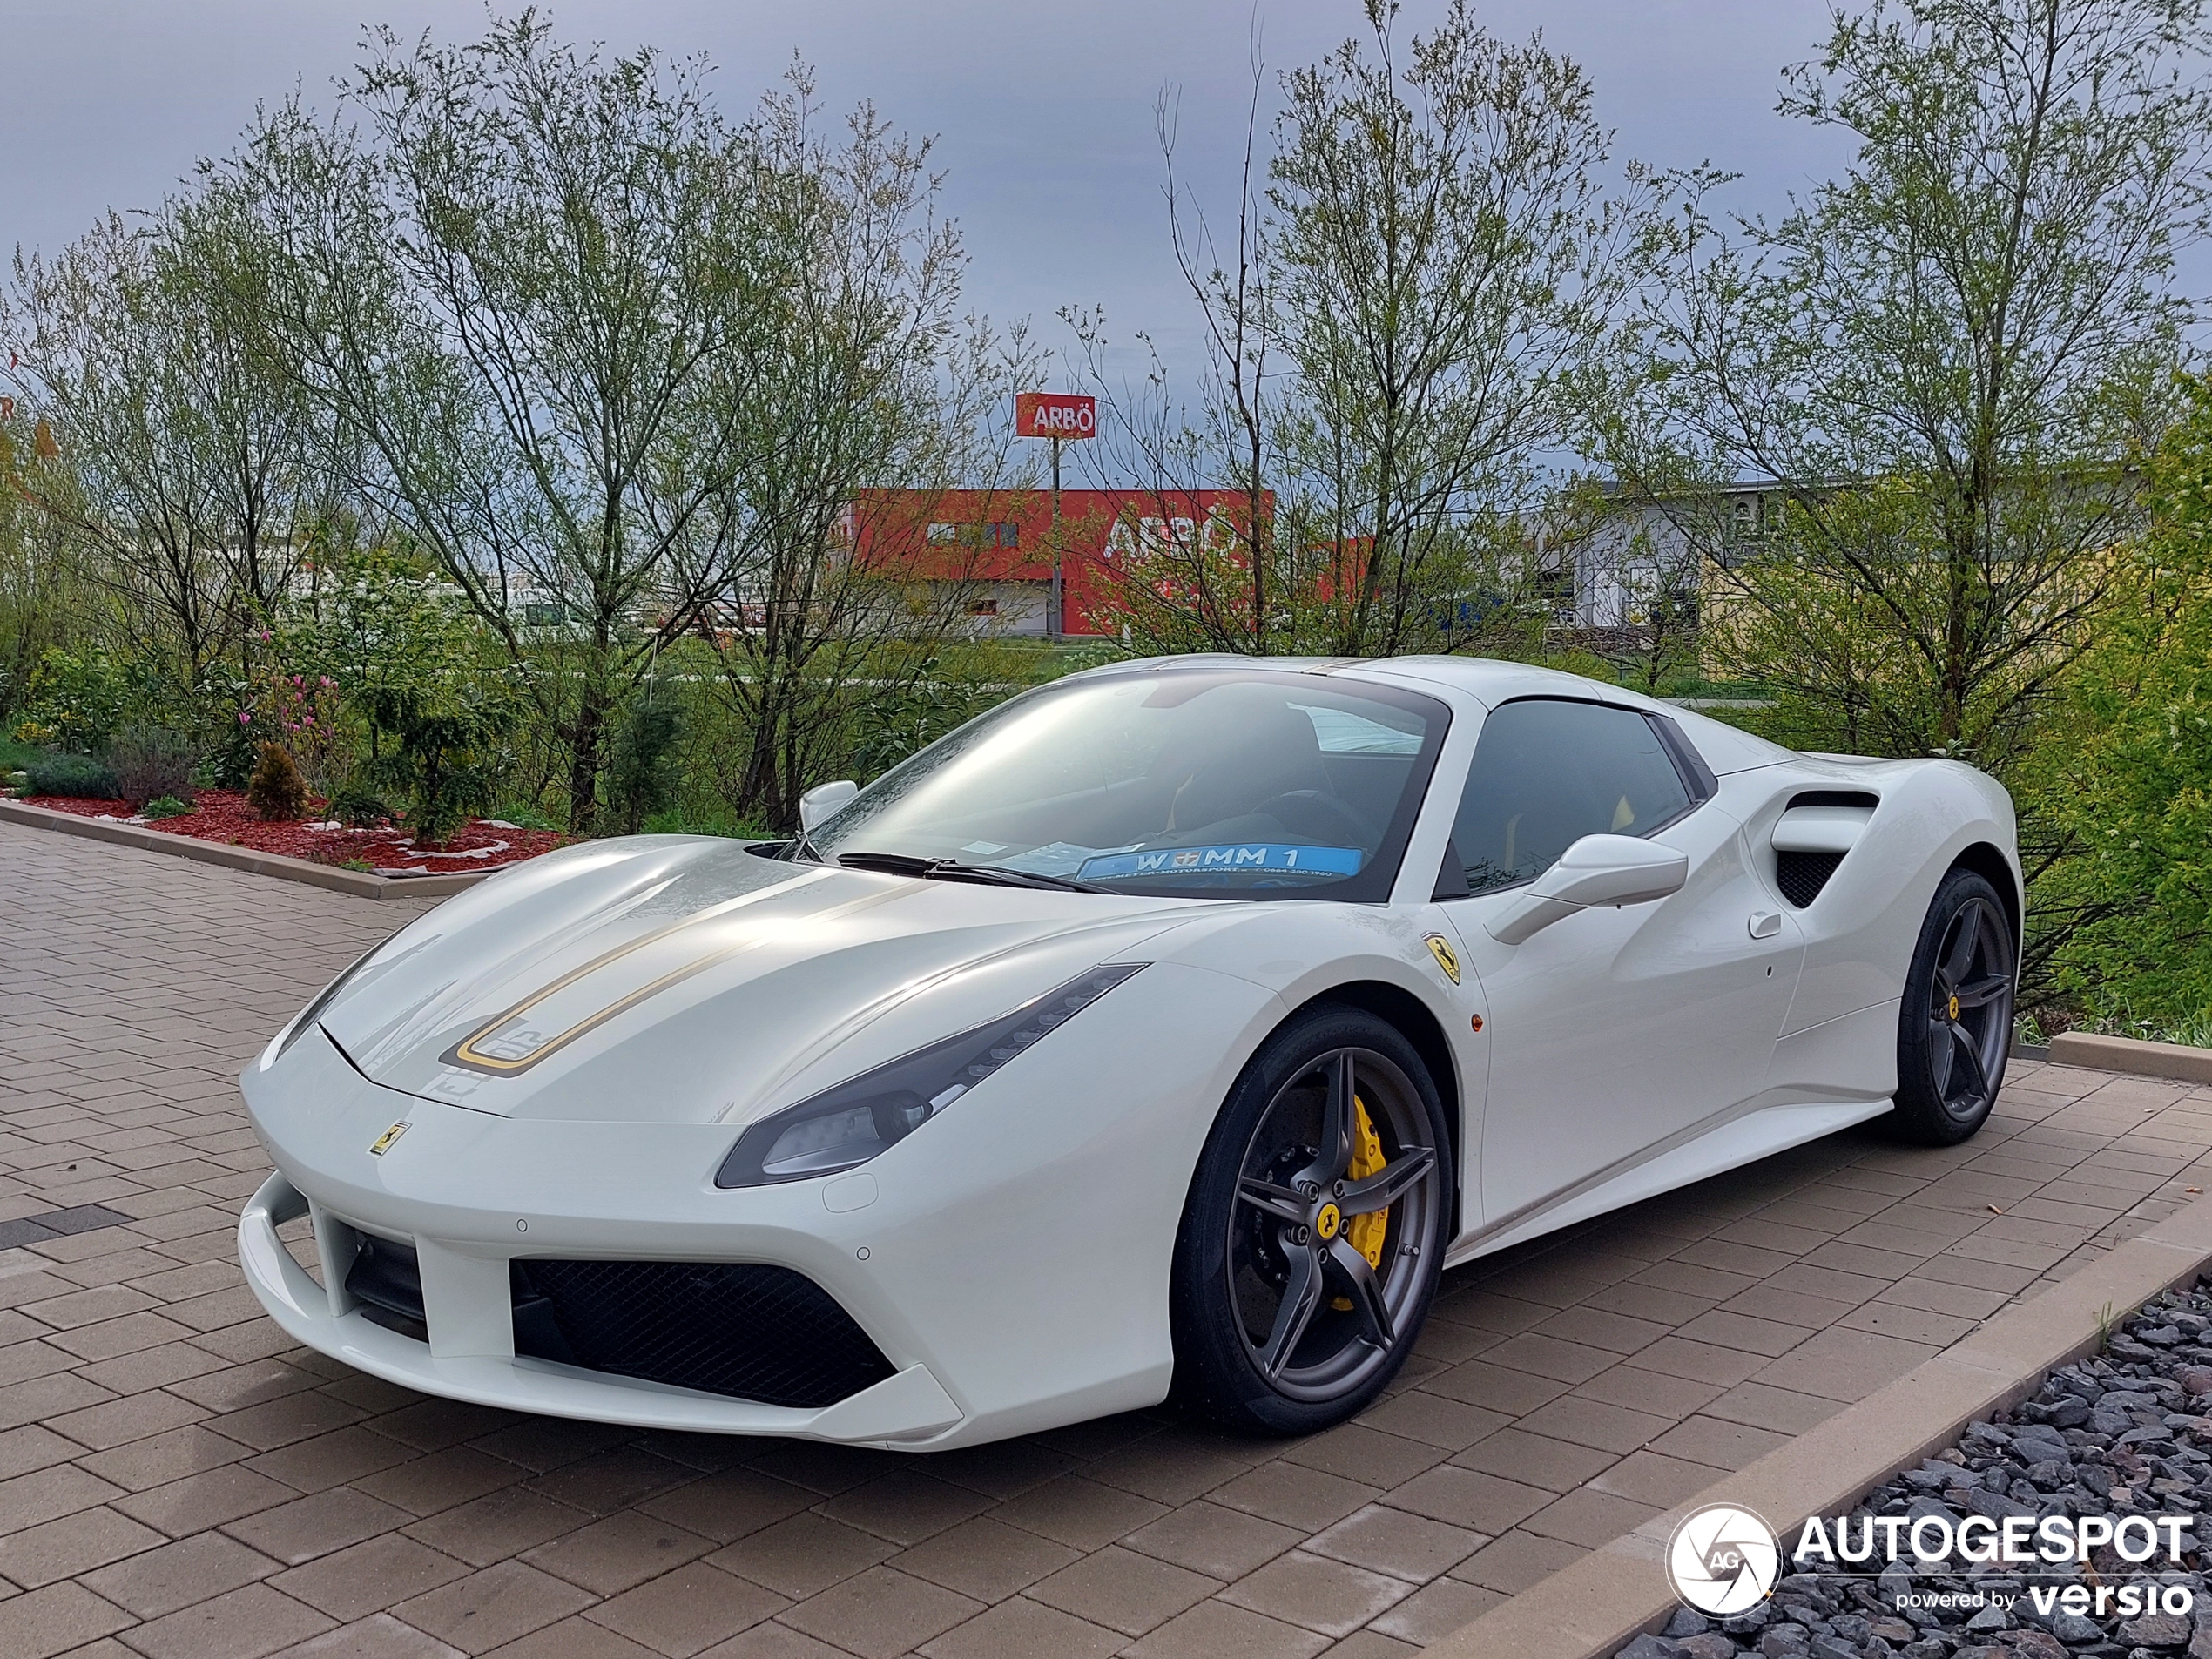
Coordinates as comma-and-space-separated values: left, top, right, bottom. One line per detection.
1332, 1096, 1390, 1309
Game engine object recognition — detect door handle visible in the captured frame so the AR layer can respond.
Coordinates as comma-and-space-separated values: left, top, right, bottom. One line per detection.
1748, 911, 1783, 940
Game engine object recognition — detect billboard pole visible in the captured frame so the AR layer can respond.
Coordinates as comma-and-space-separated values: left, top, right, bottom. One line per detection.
1015, 390, 1093, 644
1049, 436, 1063, 642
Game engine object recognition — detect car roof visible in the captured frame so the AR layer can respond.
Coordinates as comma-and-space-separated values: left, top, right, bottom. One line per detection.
1066, 653, 1795, 775
1073, 651, 1648, 708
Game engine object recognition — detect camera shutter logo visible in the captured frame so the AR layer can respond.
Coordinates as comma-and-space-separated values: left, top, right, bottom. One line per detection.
1668, 1504, 1780, 1615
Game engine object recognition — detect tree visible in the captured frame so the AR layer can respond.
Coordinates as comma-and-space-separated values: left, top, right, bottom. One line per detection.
2036, 374, 2212, 1031
700, 79, 1035, 830
233, 15, 777, 832
1268, 0, 1638, 655
1072, 1, 1638, 659
1612, 0, 2210, 772
6, 202, 331, 683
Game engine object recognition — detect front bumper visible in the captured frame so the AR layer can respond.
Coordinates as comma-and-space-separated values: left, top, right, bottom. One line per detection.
238, 1170, 966, 1442
237, 962, 1276, 1448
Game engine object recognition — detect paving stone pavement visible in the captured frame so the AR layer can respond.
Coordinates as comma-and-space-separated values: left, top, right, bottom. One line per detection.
5, 819, 2212, 1659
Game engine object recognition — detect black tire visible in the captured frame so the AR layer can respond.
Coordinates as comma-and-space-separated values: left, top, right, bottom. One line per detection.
1889, 867, 2016, 1145
1170, 1004, 1449, 1435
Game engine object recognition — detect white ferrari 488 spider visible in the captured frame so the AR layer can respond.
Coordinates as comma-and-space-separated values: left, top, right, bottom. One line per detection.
239, 656, 2019, 1447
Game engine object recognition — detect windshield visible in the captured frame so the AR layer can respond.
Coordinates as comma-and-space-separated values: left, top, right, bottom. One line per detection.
804, 670, 1450, 901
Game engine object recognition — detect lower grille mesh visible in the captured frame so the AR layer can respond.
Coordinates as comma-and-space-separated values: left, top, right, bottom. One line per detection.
510, 1259, 895, 1409
1777, 848, 1845, 907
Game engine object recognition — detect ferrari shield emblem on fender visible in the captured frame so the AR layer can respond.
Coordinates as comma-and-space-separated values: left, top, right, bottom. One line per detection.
1425, 934, 1460, 984
368, 1121, 411, 1157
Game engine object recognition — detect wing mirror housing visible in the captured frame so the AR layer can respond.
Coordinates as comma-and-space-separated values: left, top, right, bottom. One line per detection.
799, 779, 860, 831
1486, 833, 1689, 946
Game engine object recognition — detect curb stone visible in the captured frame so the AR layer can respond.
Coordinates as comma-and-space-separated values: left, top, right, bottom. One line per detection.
1421, 1184, 2212, 1659
2047, 1031, 2212, 1089
0, 797, 490, 900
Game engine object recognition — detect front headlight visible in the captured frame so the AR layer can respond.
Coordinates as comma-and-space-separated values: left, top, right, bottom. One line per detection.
714, 962, 1146, 1188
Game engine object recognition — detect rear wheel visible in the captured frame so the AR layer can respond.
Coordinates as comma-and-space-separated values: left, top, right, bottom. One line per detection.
1890, 868, 2015, 1145
1170, 1006, 1448, 1435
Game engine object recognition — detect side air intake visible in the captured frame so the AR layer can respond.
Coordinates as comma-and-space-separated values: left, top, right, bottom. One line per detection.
1776, 849, 1844, 907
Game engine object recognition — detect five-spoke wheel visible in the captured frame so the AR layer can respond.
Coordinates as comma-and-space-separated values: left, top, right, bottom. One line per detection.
1892, 868, 2016, 1144
1171, 1007, 1447, 1433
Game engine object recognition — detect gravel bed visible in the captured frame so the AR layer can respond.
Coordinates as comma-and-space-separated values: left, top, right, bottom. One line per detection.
1616, 1280, 2212, 1659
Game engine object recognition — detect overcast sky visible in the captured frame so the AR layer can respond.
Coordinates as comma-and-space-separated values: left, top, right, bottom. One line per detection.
5, 0, 1852, 384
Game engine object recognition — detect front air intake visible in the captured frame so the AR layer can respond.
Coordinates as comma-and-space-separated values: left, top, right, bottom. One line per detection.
1777, 849, 1844, 907
345, 1234, 428, 1340
509, 1259, 896, 1409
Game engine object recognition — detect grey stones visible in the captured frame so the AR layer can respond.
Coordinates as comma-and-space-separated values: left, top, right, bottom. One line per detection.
2121, 1615, 2193, 1648
1962, 1486, 2043, 1522
2028, 1397, 2096, 1429
1611, 1285, 2212, 1659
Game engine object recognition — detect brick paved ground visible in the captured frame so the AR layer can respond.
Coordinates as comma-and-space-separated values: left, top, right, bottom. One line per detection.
4, 819, 2211, 1659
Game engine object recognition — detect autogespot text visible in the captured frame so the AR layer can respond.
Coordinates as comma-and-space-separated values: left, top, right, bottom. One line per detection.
1793, 1513, 2200, 1619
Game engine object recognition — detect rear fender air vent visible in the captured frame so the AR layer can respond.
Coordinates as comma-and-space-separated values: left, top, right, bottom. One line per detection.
510, 1259, 896, 1409
1772, 790, 1875, 907
345, 1233, 428, 1341
1776, 849, 1845, 907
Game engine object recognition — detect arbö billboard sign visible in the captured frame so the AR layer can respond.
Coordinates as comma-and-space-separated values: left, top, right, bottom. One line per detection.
1016, 391, 1096, 441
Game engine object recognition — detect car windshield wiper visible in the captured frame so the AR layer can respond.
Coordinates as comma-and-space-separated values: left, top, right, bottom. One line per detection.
833, 851, 1109, 894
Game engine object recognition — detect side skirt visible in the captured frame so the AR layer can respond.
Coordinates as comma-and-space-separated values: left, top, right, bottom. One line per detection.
1443, 1095, 1893, 1269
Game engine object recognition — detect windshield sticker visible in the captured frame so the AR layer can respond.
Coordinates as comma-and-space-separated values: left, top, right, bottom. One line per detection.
1078, 843, 1365, 880
994, 841, 1139, 876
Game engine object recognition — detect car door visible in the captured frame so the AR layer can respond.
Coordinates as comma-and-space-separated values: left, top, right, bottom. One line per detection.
1428, 698, 1804, 1233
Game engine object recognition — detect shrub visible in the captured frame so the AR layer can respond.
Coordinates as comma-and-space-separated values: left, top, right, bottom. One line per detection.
13, 649, 128, 753
363, 684, 511, 846
328, 786, 391, 828
141, 796, 192, 820
110, 727, 199, 808
608, 698, 682, 834
246, 743, 311, 821
25, 752, 120, 799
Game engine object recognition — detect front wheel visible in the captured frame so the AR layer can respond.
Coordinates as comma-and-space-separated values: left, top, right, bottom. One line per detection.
1889, 868, 2015, 1145
1170, 1006, 1449, 1435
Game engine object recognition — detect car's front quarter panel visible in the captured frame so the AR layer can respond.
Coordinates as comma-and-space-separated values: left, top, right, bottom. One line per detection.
241, 958, 1288, 1448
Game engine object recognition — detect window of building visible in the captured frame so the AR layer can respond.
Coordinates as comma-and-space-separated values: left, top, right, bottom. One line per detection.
988, 522, 1019, 549
927, 522, 957, 544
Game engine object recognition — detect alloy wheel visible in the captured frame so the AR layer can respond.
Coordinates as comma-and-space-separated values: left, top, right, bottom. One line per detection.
1926, 894, 2014, 1123
1224, 1045, 1443, 1403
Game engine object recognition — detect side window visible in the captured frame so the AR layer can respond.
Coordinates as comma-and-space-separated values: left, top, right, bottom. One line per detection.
1447, 700, 1695, 895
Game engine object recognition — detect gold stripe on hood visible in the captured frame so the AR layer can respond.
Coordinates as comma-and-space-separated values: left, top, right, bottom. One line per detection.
440, 868, 898, 1076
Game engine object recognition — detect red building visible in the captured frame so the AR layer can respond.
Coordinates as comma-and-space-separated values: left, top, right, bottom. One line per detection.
845, 487, 1264, 637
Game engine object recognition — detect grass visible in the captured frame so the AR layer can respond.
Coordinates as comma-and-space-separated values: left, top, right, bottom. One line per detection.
641, 806, 768, 839
2083, 1009, 2212, 1050
489, 799, 562, 832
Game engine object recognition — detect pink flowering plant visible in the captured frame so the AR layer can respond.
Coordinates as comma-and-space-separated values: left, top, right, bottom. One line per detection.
241, 631, 347, 797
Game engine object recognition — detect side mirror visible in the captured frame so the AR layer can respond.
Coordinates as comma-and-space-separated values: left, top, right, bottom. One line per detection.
1486, 833, 1689, 946
799, 779, 860, 831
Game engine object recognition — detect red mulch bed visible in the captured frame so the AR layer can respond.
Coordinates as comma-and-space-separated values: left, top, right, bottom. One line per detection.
24, 789, 568, 874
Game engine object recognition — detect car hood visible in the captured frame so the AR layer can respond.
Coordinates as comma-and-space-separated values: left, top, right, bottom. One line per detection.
313, 837, 1204, 1127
